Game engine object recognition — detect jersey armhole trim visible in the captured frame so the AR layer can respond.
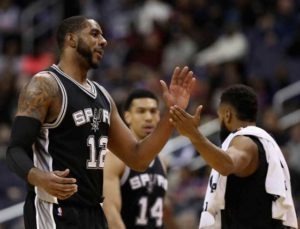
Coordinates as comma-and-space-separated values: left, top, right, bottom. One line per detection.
42, 71, 68, 129
157, 157, 167, 175
120, 166, 130, 186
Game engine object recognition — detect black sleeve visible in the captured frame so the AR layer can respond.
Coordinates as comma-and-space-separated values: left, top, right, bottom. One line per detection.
6, 116, 42, 181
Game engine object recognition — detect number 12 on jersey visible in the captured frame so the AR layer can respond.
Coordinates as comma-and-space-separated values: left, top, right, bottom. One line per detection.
86, 135, 108, 169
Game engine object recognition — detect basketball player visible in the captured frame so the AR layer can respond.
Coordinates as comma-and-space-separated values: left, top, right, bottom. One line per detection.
103, 89, 168, 229
169, 85, 297, 228
5, 16, 195, 229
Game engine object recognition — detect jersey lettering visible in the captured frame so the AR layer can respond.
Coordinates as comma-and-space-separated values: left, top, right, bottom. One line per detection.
209, 174, 218, 193
129, 174, 168, 191
84, 108, 93, 122
72, 108, 110, 126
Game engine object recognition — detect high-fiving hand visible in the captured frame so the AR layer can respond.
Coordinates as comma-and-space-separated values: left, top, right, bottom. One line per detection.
160, 66, 195, 109
169, 104, 203, 139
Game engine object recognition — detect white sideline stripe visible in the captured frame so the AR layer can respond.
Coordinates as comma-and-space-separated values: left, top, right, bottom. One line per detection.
0, 201, 24, 223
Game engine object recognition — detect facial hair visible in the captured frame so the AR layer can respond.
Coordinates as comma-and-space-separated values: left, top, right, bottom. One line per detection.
219, 121, 231, 143
77, 38, 99, 69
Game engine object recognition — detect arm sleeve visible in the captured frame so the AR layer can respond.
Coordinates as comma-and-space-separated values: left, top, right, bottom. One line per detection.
6, 116, 42, 181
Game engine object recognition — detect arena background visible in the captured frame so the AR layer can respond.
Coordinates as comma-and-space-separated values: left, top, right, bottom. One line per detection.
0, 0, 299, 228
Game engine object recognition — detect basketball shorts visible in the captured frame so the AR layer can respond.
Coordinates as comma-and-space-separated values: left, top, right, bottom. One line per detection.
24, 192, 108, 229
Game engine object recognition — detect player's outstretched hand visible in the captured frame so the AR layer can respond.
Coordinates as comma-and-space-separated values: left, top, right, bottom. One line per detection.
160, 66, 196, 109
169, 104, 203, 139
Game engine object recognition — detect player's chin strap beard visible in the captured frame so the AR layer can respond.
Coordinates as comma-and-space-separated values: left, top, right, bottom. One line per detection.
219, 121, 231, 143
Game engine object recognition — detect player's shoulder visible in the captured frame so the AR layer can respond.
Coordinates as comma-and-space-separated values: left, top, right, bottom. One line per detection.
29, 71, 59, 92
32, 70, 56, 82
230, 135, 259, 155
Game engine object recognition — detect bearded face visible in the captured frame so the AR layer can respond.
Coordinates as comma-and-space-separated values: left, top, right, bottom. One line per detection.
77, 37, 99, 69
219, 120, 232, 143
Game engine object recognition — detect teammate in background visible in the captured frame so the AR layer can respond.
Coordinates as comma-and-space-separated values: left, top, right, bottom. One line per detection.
103, 89, 169, 229
6, 16, 195, 229
169, 84, 297, 229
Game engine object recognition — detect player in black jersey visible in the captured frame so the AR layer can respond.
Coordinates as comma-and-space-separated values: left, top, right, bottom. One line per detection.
169, 84, 297, 228
103, 89, 170, 229
6, 16, 195, 229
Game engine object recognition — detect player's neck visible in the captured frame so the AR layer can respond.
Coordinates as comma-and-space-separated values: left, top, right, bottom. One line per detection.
57, 59, 89, 84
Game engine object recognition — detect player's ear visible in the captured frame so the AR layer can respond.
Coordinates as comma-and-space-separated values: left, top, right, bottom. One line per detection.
66, 33, 78, 48
225, 107, 232, 124
124, 111, 131, 125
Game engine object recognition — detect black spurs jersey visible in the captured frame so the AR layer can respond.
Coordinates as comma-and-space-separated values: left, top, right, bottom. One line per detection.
33, 64, 111, 206
120, 157, 168, 229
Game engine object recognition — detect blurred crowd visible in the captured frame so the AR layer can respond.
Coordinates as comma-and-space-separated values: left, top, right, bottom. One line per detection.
0, 0, 300, 228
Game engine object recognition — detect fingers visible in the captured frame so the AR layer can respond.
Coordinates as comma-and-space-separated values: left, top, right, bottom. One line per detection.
55, 183, 78, 191
54, 187, 77, 200
170, 105, 203, 124
55, 176, 77, 184
182, 68, 194, 88
171, 66, 193, 86
169, 118, 176, 127
169, 105, 186, 122
195, 105, 203, 118
57, 193, 74, 200
51, 169, 77, 197
55, 183, 78, 193
186, 75, 196, 92
48, 179, 78, 200
178, 66, 189, 85
160, 80, 168, 94
53, 169, 77, 184
53, 168, 69, 177
170, 67, 181, 85
169, 106, 189, 135
171, 105, 188, 117
45, 181, 78, 200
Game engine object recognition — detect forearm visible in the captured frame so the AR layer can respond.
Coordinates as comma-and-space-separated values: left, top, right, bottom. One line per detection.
133, 112, 173, 170
189, 132, 234, 175
6, 116, 41, 181
27, 167, 47, 187
6, 150, 47, 189
104, 206, 126, 229
6, 146, 34, 181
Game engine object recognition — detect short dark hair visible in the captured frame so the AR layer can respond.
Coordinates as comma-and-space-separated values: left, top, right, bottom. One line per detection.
56, 15, 88, 51
220, 84, 258, 122
123, 89, 159, 112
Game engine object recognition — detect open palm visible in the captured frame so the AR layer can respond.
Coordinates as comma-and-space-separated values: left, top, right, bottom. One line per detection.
160, 66, 195, 109
169, 105, 203, 138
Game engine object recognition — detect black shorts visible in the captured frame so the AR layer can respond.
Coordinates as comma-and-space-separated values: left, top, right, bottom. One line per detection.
24, 192, 108, 229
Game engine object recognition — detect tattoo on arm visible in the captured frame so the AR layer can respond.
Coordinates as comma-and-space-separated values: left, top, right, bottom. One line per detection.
17, 74, 59, 122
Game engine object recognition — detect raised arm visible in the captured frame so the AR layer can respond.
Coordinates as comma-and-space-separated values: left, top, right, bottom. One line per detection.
103, 151, 126, 229
6, 73, 77, 199
169, 105, 258, 177
107, 66, 195, 171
